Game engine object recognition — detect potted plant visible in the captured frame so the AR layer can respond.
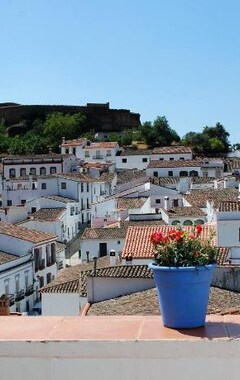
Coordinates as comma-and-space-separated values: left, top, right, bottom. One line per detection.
149, 225, 217, 329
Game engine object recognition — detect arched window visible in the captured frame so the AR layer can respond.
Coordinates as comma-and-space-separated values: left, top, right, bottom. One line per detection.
183, 220, 193, 226
190, 170, 198, 177
172, 220, 181, 225
194, 219, 204, 225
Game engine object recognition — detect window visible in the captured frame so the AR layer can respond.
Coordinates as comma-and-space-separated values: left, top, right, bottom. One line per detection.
21, 199, 26, 205
153, 171, 158, 177
50, 167, 57, 174
142, 158, 148, 163
81, 183, 84, 192
31, 207, 37, 214
61, 182, 67, 189
40, 167, 46, 175
29, 168, 36, 175
156, 199, 161, 204
117, 241, 121, 244
47, 273, 52, 284
173, 199, 179, 207
179, 171, 188, 177
106, 150, 112, 156
159, 158, 164, 161
122, 158, 127, 163
20, 168, 26, 177
9, 168, 16, 178
95, 150, 101, 159
86, 183, 89, 192
4, 279, 10, 295
65, 148, 69, 154
168, 171, 173, 177
73, 148, 76, 155
7, 200, 12, 206
180, 157, 185, 160
41, 183, 47, 190
51, 243, 56, 264
169, 157, 174, 161
70, 207, 74, 216
85, 151, 90, 157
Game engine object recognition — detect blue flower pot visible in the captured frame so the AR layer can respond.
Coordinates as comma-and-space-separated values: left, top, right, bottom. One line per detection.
148, 263, 216, 329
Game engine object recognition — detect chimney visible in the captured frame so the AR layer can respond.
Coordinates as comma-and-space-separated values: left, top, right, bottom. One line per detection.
164, 196, 170, 211
93, 257, 97, 276
62, 137, 65, 144
0, 294, 10, 316
86, 251, 90, 263
109, 249, 116, 266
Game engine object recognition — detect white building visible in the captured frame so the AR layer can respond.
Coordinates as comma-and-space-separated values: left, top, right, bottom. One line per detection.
0, 221, 58, 307
115, 146, 193, 170
146, 159, 224, 178
2, 153, 76, 180
0, 250, 34, 313
60, 138, 120, 163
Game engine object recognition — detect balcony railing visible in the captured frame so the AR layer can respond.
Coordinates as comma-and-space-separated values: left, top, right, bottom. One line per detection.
25, 285, 34, 296
15, 289, 25, 302
92, 155, 103, 159
6, 294, 15, 306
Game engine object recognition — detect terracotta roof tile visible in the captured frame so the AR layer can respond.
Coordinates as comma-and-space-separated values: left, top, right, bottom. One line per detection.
60, 138, 87, 147
85, 142, 118, 149
0, 251, 19, 265
219, 201, 240, 212
31, 208, 65, 221
44, 195, 76, 203
184, 188, 239, 208
152, 145, 192, 154
89, 264, 153, 279
122, 225, 216, 259
57, 172, 116, 183
147, 159, 203, 169
117, 197, 148, 210
81, 227, 128, 240
0, 221, 56, 243
162, 206, 206, 217
87, 286, 240, 316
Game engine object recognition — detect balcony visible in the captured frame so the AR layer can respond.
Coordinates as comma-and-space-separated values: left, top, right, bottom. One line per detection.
25, 285, 34, 296
15, 289, 25, 302
92, 155, 103, 160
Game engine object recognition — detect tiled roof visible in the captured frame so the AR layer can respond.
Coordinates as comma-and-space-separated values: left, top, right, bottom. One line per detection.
216, 247, 230, 265
116, 170, 147, 185
224, 158, 240, 172
88, 264, 153, 279
81, 227, 127, 240
152, 145, 192, 154
184, 188, 239, 208
162, 206, 206, 217
85, 142, 118, 149
119, 149, 153, 156
151, 176, 179, 186
117, 197, 148, 210
87, 286, 240, 316
60, 138, 87, 147
0, 163, 3, 174
57, 172, 116, 183
3, 153, 67, 161
43, 195, 76, 203
191, 177, 215, 184
0, 221, 56, 243
56, 242, 66, 254
219, 201, 240, 212
0, 251, 18, 265
107, 220, 167, 228
122, 225, 216, 259
147, 160, 203, 168
40, 256, 112, 294
31, 208, 65, 221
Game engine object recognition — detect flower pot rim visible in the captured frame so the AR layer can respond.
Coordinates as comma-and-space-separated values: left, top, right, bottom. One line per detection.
148, 262, 217, 271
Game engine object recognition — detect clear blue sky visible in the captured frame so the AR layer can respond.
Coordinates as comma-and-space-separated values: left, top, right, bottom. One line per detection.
1, 0, 240, 143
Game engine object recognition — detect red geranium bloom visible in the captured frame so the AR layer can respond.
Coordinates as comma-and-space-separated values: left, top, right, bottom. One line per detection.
195, 225, 202, 235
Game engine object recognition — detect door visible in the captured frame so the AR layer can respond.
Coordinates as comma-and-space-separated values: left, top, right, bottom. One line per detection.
99, 243, 107, 257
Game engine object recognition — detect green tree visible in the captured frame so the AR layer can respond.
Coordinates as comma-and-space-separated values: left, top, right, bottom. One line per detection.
43, 112, 86, 151
140, 116, 180, 148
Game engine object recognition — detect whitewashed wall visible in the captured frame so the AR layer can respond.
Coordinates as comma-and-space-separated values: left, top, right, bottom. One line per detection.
41, 293, 80, 316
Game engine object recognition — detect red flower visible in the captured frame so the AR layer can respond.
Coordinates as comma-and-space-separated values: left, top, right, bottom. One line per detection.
195, 225, 202, 235
150, 232, 163, 244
